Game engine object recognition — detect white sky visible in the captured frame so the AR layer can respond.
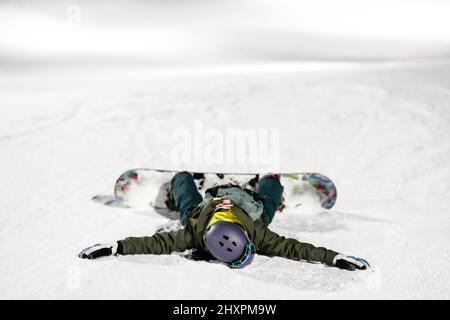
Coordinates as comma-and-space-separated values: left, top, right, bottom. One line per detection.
1, 0, 450, 63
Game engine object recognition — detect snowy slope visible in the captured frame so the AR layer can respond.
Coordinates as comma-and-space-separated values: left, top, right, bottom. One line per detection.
1, 0, 450, 299
1, 61, 449, 299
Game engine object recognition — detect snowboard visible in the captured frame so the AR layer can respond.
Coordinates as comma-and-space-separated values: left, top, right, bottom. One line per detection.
93, 169, 337, 212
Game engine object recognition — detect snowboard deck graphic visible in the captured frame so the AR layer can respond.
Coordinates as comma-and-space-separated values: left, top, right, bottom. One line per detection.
93, 169, 337, 212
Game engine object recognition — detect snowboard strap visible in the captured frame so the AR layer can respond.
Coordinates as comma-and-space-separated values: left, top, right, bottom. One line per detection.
205, 183, 263, 202
203, 184, 264, 221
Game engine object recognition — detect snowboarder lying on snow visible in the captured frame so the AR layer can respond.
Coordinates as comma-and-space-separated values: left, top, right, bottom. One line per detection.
79, 172, 370, 270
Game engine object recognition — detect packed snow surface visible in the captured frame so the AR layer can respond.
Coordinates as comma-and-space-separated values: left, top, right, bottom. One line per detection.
0, 0, 449, 299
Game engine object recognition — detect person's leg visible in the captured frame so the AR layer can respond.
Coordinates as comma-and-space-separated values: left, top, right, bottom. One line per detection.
170, 172, 203, 225
257, 175, 283, 225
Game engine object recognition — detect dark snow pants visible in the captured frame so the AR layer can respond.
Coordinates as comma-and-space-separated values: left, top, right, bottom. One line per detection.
170, 172, 283, 226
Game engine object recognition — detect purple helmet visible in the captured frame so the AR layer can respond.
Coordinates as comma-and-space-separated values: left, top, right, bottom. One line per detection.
204, 221, 256, 268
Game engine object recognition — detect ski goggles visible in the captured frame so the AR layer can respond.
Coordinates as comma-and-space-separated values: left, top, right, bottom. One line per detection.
229, 242, 256, 269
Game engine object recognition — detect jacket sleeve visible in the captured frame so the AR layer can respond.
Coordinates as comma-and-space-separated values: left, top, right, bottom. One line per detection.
119, 227, 194, 255
252, 221, 339, 266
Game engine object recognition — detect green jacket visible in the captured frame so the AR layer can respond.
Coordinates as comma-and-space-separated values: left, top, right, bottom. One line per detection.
119, 199, 339, 266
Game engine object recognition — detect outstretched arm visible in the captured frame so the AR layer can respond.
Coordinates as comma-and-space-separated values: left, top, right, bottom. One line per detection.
252, 221, 369, 270
119, 227, 194, 255
253, 223, 338, 265
79, 227, 194, 259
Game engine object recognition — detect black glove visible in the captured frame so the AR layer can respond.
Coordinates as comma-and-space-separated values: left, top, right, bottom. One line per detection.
334, 254, 370, 271
185, 249, 214, 261
79, 242, 119, 259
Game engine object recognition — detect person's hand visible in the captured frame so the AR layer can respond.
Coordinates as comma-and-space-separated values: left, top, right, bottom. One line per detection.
79, 242, 118, 260
334, 254, 370, 271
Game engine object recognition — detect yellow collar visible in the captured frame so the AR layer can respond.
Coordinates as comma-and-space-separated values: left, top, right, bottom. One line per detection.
207, 209, 243, 228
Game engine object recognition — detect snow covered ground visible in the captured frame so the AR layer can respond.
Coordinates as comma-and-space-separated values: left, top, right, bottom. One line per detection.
1, 0, 450, 299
